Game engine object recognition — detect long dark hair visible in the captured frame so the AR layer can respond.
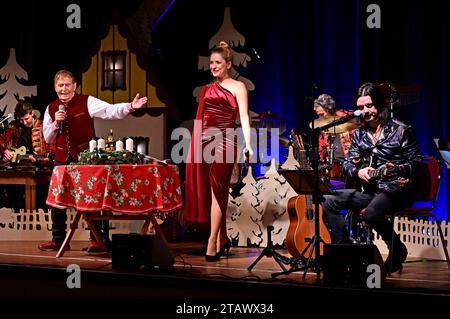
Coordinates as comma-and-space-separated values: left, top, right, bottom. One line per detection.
353, 82, 390, 124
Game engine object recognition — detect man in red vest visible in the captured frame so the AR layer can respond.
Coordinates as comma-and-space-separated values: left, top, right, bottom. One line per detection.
38, 69, 148, 252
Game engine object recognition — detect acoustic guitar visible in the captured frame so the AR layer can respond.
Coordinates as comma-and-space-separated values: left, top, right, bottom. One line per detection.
285, 128, 331, 259
9, 146, 27, 163
8, 146, 53, 164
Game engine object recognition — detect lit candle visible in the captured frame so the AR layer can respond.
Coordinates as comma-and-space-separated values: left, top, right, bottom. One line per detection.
89, 139, 97, 152
97, 138, 105, 150
116, 140, 124, 151
126, 138, 134, 152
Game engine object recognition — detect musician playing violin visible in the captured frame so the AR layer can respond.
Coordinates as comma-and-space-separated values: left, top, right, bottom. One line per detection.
321, 82, 421, 273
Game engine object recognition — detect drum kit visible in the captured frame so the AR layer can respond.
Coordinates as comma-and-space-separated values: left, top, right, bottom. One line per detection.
309, 114, 359, 134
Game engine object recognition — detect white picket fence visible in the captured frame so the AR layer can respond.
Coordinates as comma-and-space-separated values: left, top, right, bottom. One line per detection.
0, 208, 142, 241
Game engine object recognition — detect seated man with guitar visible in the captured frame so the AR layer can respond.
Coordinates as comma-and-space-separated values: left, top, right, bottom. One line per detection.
321, 82, 421, 273
0, 99, 54, 210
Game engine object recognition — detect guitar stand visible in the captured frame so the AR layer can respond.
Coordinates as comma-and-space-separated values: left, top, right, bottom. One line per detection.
248, 225, 292, 272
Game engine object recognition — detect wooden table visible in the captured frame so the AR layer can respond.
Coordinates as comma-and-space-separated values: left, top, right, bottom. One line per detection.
46, 163, 183, 257
0, 169, 52, 211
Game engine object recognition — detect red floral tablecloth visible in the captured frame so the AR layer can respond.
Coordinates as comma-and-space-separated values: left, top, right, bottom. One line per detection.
46, 164, 182, 214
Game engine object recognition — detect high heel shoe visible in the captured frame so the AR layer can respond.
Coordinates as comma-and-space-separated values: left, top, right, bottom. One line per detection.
205, 240, 231, 262
217, 239, 231, 258
205, 253, 220, 262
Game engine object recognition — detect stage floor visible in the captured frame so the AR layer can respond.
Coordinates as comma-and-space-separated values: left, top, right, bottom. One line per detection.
1, 240, 450, 307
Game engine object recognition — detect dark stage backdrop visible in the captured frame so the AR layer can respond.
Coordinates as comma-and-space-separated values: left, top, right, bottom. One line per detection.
1, 0, 449, 219
151, 0, 450, 220
0, 0, 143, 106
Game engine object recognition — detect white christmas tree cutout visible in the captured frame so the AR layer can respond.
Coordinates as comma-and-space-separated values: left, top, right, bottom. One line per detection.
0, 48, 37, 116
193, 7, 256, 101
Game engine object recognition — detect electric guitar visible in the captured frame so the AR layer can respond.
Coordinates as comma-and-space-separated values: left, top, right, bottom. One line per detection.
285, 128, 331, 259
353, 155, 410, 194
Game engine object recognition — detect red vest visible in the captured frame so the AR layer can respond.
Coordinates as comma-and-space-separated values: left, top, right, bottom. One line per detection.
48, 94, 95, 163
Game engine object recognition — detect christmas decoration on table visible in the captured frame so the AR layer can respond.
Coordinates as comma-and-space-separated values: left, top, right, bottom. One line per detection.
78, 147, 143, 165
105, 129, 115, 151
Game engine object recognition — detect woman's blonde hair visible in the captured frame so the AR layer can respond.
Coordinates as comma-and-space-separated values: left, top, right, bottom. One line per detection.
211, 41, 233, 63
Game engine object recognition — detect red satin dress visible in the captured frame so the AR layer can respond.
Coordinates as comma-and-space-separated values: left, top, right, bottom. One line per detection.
184, 82, 239, 223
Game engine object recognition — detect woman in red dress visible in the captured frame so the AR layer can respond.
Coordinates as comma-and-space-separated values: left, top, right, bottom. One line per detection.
184, 42, 253, 261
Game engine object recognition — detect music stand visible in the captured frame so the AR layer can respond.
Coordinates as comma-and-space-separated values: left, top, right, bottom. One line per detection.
271, 169, 334, 279
279, 169, 331, 195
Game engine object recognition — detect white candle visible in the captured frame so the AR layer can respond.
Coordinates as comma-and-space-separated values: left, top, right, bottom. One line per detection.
137, 143, 146, 155
89, 139, 97, 152
116, 140, 124, 151
126, 138, 134, 152
97, 138, 106, 150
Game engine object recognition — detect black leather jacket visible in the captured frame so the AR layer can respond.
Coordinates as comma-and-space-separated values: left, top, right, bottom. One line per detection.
343, 118, 421, 193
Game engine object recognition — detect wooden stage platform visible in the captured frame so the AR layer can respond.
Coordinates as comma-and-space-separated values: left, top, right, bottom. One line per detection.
1, 240, 450, 313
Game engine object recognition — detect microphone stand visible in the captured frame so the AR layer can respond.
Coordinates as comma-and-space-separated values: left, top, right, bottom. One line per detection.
273, 104, 351, 280
308, 115, 357, 279
272, 87, 330, 281
272, 134, 327, 281
308, 125, 325, 281
309, 90, 323, 282
387, 84, 399, 119
313, 113, 359, 133
0, 114, 12, 124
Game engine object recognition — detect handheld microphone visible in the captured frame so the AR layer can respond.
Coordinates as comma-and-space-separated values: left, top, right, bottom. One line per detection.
0, 113, 13, 124
315, 110, 364, 132
58, 105, 65, 134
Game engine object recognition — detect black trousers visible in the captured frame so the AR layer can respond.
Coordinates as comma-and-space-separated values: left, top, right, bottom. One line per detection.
321, 188, 411, 248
